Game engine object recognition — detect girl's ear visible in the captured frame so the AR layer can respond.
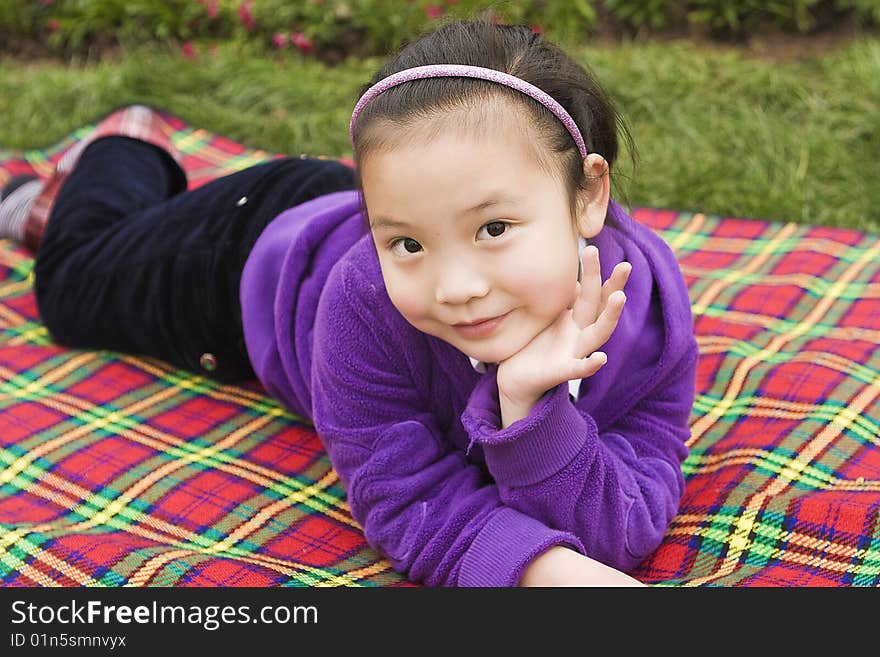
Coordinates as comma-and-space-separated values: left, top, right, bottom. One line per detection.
575, 153, 610, 239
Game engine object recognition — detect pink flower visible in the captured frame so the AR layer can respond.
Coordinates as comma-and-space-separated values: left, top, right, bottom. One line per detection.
181, 42, 197, 59
424, 5, 444, 19
272, 32, 288, 50
46, 18, 60, 33
291, 31, 313, 55
206, 0, 219, 19
238, 0, 256, 31
530, 24, 543, 34
39, 0, 54, 5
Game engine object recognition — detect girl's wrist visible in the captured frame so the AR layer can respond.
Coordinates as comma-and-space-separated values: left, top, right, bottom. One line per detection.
498, 389, 540, 429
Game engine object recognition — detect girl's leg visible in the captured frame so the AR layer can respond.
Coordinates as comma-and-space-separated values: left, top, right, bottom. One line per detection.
34, 134, 356, 384
32, 134, 220, 376
24, 104, 187, 252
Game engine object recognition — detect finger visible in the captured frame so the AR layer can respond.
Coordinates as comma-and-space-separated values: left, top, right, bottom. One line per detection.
577, 290, 626, 355
568, 279, 580, 310
572, 351, 607, 379
600, 261, 632, 309
572, 245, 602, 327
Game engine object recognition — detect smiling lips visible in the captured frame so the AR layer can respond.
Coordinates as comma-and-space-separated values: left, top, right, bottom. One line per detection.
452, 311, 510, 339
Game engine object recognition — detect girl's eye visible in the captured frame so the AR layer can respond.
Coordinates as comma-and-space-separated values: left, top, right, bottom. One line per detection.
389, 237, 422, 257
478, 221, 509, 239
388, 221, 509, 257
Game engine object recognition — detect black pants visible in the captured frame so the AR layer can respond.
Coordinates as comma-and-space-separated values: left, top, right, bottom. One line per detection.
33, 136, 357, 383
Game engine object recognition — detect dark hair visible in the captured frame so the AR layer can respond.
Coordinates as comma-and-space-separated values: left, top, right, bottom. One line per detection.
351, 13, 636, 221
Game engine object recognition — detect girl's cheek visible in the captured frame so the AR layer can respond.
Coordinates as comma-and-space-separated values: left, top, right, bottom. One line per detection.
386, 275, 430, 322
504, 260, 549, 299
506, 258, 573, 314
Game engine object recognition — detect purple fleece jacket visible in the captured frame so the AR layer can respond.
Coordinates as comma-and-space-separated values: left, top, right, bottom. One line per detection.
240, 190, 698, 587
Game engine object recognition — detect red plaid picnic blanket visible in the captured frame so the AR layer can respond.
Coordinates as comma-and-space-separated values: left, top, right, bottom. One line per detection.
1, 107, 878, 586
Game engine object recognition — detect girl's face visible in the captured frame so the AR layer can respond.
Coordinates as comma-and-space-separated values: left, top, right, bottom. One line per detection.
360, 113, 605, 365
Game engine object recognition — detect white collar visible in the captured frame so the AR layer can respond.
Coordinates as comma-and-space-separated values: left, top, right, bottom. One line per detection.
469, 356, 489, 373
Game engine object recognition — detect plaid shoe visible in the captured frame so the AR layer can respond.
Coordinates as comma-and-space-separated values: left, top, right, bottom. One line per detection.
0, 174, 38, 202
0, 174, 41, 244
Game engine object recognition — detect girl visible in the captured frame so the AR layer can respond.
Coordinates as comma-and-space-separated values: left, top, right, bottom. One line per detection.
0, 16, 697, 586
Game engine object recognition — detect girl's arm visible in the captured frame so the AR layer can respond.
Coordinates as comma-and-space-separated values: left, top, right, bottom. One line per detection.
519, 545, 644, 586
461, 342, 698, 572
310, 256, 587, 586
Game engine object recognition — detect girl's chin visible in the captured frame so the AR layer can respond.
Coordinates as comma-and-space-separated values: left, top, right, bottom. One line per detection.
458, 335, 531, 366
441, 336, 513, 365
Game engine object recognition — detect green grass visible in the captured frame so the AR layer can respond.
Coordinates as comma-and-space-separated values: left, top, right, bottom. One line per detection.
1, 38, 878, 232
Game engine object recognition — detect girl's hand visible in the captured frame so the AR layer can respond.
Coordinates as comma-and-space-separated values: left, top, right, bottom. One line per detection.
496, 245, 631, 423
519, 545, 644, 587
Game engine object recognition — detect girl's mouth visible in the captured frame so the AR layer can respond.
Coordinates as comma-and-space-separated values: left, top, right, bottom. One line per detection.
453, 312, 510, 339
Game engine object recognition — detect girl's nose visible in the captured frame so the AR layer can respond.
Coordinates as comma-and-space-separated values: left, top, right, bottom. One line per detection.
434, 263, 490, 305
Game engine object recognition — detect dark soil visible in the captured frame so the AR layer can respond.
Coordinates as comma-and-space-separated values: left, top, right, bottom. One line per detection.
587, 6, 872, 60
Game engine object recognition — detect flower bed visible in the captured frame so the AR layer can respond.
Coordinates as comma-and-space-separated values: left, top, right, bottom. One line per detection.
1, 0, 878, 63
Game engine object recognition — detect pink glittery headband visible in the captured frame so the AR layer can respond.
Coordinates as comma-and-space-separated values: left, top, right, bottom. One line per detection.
349, 64, 587, 158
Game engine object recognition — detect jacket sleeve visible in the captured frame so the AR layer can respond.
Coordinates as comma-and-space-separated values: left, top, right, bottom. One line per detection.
460, 343, 698, 572
309, 258, 585, 586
